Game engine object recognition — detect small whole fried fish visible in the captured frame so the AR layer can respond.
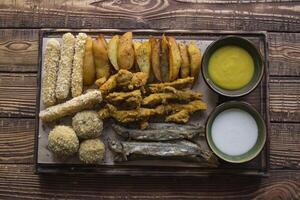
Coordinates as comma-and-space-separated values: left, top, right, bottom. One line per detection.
108, 139, 219, 166
112, 123, 204, 141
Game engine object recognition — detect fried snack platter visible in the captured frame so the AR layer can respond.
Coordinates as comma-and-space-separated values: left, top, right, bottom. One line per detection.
36, 30, 269, 175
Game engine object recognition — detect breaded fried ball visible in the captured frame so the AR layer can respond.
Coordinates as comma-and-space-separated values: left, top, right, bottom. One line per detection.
48, 125, 79, 157
79, 139, 105, 164
72, 111, 103, 139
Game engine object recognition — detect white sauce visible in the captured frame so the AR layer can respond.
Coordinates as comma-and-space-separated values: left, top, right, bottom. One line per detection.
211, 108, 258, 156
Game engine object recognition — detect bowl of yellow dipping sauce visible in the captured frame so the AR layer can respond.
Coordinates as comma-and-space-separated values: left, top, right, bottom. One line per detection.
202, 36, 264, 97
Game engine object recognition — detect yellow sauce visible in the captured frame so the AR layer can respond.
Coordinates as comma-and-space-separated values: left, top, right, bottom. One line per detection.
208, 45, 254, 90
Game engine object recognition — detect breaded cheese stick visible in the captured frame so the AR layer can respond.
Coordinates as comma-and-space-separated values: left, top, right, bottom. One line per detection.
56, 33, 75, 100
39, 90, 102, 122
42, 39, 60, 107
71, 33, 87, 97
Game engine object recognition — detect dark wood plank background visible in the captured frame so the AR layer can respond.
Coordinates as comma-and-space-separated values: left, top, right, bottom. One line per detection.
0, 0, 299, 199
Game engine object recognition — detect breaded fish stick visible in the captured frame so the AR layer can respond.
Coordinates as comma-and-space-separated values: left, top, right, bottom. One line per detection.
72, 33, 87, 97
42, 39, 60, 107
40, 90, 102, 122
56, 33, 75, 100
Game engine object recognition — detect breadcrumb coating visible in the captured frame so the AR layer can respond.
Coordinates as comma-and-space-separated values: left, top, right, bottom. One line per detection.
72, 33, 87, 97
39, 90, 102, 122
56, 33, 75, 100
48, 125, 79, 157
72, 110, 103, 139
42, 39, 60, 107
79, 139, 105, 164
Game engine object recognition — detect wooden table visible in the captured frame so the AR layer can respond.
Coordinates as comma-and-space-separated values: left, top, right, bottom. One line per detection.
0, 1, 299, 199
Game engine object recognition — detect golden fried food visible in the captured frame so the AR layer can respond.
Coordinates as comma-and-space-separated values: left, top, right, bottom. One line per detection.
106, 104, 159, 123
142, 89, 202, 106
136, 41, 151, 78
72, 33, 87, 97
39, 90, 102, 122
42, 39, 60, 107
99, 73, 118, 95
147, 77, 194, 93
102, 99, 206, 124
188, 41, 202, 83
99, 70, 148, 95
168, 36, 182, 81
98, 107, 110, 120
93, 35, 110, 81
95, 77, 107, 87
166, 110, 189, 123
83, 36, 96, 86
178, 42, 190, 78
79, 139, 105, 164
56, 33, 75, 100
165, 100, 206, 123
149, 36, 162, 81
117, 32, 134, 70
108, 35, 120, 70
160, 34, 169, 82
105, 90, 142, 109
133, 41, 142, 71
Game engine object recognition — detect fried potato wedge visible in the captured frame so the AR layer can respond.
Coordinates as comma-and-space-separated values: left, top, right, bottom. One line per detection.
149, 36, 162, 81
136, 41, 151, 78
178, 42, 190, 78
187, 41, 202, 83
93, 35, 110, 80
168, 36, 182, 81
108, 35, 120, 70
160, 34, 169, 82
83, 36, 95, 86
117, 32, 134, 70
133, 41, 142, 71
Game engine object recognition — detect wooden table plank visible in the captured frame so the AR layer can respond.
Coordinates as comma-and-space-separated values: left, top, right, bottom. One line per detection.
269, 32, 300, 77
0, 164, 299, 199
270, 123, 300, 169
0, 29, 39, 72
0, 1, 299, 32
0, 118, 34, 164
269, 78, 300, 122
0, 73, 36, 117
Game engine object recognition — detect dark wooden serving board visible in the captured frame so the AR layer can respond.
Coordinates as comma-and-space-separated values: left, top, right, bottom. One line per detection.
35, 29, 269, 176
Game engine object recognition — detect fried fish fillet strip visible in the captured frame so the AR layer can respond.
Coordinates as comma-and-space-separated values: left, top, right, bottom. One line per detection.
162, 100, 207, 114
105, 90, 142, 109
106, 104, 159, 123
142, 89, 202, 106
39, 90, 102, 122
164, 100, 207, 123
100, 100, 206, 124
98, 107, 110, 120
100, 70, 147, 95
165, 110, 190, 123
147, 77, 194, 93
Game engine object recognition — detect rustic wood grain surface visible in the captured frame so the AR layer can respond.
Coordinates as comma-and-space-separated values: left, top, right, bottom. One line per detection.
0, 0, 299, 199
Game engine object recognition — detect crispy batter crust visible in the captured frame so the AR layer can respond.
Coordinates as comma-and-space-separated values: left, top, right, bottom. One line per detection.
42, 39, 60, 107
56, 33, 75, 100
40, 90, 102, 122
72, 33, 87, 97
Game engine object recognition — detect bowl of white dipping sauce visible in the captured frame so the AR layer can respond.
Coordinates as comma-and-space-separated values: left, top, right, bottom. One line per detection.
206, 101, 266, 163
